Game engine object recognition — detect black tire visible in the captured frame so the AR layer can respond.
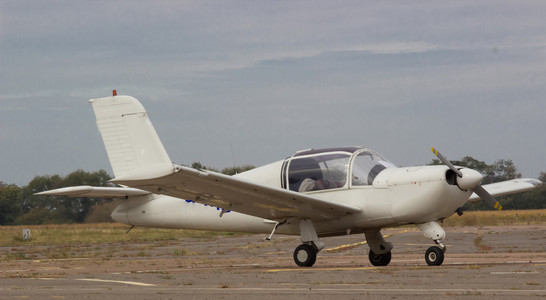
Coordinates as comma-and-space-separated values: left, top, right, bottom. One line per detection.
425, 246, 445, 266
368, 250, 392, 266
293, 244, 317, 267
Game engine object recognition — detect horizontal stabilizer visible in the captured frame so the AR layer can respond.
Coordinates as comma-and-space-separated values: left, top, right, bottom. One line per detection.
469, 178, 542, 202
35, 186, 150, 197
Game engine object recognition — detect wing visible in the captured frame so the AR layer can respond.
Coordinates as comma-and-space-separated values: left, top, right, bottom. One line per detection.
35, 186, 150, 197
469, 178, 542, 202
111, 163, 362, 220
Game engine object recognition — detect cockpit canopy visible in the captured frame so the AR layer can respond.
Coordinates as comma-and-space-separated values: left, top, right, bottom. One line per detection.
282, 146, 395, 192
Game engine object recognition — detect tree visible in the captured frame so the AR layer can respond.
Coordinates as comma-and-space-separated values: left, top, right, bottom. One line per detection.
221, 165, 255, 175
61, 169, 113, 222
0, 183, 22, 225
429, 156, 520, 184
190, 161, 256, 174
85, 198, 124, 223
485, 159, 521, 184
16, 170, 113, 225
503, 172, 546, 210
21, 174, 62, 214
190, 162, 218, 172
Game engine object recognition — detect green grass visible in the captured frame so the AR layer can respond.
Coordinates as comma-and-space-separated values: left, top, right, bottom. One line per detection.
0, 223, 243, 247
1, 209, 545, 249
443, 209, 546, 226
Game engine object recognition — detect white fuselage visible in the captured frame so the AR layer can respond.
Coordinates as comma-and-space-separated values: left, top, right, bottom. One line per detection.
111, 163, 471, 237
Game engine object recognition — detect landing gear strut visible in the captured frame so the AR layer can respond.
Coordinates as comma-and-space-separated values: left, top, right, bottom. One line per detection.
293, 219, 323, 267
417, 221, 447, 266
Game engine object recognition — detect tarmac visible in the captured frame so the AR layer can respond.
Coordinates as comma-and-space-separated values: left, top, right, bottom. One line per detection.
1, 225, 545, 299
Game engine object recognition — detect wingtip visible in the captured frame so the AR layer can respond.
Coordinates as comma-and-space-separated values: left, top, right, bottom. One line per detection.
528, 178, 543, 187
34, 186, 93, 196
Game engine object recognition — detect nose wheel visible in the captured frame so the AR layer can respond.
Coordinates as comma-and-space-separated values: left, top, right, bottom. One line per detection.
425, 245, 445, 266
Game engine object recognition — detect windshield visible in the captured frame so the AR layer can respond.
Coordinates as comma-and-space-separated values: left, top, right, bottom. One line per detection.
352, 150, 396, 186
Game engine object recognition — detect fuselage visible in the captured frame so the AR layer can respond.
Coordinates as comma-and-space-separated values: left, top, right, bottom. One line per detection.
111, 147, 473, 236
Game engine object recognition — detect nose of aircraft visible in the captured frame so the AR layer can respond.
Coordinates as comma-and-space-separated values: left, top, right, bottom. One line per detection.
456, 168, 483, 190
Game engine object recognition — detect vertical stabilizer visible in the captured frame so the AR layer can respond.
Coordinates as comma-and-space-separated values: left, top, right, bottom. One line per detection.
89, 94, 172, 179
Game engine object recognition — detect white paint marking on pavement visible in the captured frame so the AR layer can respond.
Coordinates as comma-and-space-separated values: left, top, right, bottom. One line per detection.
76, 278, 157, 287
490, 271, 539, 275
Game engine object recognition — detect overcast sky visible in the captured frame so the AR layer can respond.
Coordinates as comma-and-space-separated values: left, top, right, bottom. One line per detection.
1, 1, 545, 186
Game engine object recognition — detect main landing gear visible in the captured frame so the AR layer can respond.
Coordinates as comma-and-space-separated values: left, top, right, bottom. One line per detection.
292, 219, 324, 267
365, 230, 393, 266
291, 220, 448, 267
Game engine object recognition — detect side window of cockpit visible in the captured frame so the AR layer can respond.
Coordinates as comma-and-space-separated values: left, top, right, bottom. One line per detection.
287, 158, 322, 192
287, 154, 350, 192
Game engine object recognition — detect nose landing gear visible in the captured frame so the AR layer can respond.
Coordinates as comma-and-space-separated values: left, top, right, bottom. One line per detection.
417, 221, 447, 266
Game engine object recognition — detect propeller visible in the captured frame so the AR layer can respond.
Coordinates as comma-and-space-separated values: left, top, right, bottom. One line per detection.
431, 147, 502, 210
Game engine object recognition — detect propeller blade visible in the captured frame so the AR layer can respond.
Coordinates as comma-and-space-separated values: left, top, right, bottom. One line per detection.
431, 147, 462, 177
473, 185, 502, 210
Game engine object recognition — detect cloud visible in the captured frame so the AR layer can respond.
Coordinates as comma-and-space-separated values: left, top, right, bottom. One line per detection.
1, 1, 545, 185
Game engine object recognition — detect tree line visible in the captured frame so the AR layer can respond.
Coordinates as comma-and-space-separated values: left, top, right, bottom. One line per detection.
0, 163, 255, 226
1, 158, 544, 225
0, 170, 113, 225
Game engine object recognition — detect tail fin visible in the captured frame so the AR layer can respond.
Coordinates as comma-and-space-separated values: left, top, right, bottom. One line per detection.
90, 94, 172, 179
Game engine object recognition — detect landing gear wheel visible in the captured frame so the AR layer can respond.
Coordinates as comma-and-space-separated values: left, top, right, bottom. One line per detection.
425, 246, 445, 266
368, 250, 392, 266
294, 244, 317, 267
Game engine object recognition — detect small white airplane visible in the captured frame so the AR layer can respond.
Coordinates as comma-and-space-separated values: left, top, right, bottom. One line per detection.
38, 92, 542, 267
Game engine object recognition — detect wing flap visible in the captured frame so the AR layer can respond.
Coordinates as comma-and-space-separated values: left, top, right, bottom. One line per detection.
469, 178, 542, 202
112, 164, 362, 220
